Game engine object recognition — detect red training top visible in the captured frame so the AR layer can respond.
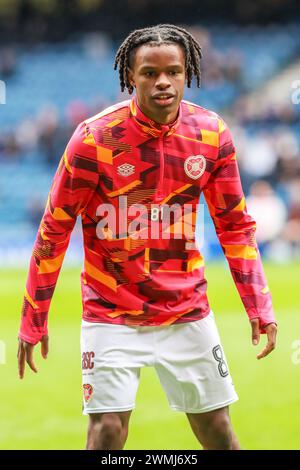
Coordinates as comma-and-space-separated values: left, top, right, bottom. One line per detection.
19, 96, 276, 344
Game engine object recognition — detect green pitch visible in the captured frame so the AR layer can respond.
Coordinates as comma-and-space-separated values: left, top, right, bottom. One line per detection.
0, 262, 299, 449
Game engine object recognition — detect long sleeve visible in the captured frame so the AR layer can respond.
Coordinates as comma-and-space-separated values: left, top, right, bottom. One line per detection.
203, 118, 276, 333
19, 121, 99, 344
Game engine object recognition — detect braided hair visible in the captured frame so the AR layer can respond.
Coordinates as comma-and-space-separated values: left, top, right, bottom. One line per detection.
114, 24, 202, 94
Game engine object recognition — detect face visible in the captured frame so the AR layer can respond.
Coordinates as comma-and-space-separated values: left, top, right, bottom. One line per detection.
128, 43, 186, 125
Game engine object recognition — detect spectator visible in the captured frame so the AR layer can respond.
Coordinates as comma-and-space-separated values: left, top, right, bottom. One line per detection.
246, 180, 287, 248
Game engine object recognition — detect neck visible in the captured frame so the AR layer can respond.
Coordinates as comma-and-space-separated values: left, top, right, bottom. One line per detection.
137, 100, 179, 126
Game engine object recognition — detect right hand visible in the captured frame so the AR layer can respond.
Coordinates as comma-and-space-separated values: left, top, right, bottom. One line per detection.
17, 335, 49, 379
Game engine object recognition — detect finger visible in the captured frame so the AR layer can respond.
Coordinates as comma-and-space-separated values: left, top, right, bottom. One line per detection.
266, 324, 278, 343
257, 340, 276, 360
41, 335, 49, 359
257, 325, 277, 359
18, 341, 26, 379
250, 319, 260, 345
25, 344, 38, 373
18, 342, 25, 379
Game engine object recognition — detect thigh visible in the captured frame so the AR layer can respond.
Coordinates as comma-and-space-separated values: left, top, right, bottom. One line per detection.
81, 321, 142, 414
88, 410, 133, 429
187, 405, 230, 433
86, 411, 133, 450
154, 311, 238, 413
186, 406, 233, 449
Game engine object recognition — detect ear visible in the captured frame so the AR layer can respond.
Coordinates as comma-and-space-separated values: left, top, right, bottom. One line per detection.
128, 68, 135, 88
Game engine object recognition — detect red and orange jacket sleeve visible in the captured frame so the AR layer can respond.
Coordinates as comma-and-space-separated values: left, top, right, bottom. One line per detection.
203, 119, 276, 333
18, 122, 99, 344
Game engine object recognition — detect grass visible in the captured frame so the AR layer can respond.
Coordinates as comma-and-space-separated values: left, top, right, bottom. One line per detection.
0, 261, 299, 449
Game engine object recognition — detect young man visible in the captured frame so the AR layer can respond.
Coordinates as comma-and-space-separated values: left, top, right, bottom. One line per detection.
18, 24, 277, 450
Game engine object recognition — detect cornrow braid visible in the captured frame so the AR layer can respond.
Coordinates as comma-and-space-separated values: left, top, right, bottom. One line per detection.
114, 24, 202, 94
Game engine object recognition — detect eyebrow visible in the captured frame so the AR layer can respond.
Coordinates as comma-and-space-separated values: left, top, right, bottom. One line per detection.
139, 64, 184, 71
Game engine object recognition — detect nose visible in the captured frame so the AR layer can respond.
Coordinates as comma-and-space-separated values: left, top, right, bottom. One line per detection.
155, 72, 171, 89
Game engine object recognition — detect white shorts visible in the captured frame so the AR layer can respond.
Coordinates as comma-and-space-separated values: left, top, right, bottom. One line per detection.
80, 311, 238, 414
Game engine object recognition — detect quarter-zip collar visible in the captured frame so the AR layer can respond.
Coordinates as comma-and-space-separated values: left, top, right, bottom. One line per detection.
129, 95, 181, 138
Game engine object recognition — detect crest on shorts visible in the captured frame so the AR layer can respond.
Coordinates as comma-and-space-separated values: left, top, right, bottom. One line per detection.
184, 155, 206, 180
83, 383, 94, 403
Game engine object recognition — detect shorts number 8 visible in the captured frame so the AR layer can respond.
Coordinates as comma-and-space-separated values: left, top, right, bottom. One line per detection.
212, 345, 229, 377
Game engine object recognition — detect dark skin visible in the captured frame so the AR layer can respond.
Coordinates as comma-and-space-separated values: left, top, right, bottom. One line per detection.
18, 335, 48, 379
18, 44, 277, 372
17, 41, 277, 450
17, 45, 186, 377
128, 43, 277, 358
128, 43, 186, 125
250, 318, 277, 359
17, 321, 277, 379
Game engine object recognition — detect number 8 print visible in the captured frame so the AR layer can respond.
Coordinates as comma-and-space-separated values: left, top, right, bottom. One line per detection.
212, 345, 229, 377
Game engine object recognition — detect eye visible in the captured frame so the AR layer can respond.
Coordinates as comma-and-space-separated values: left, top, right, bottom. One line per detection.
145, 71, 155, 77
169, 71, 178, 75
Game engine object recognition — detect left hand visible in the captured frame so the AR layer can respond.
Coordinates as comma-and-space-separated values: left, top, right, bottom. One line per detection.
250, 319, 277, 360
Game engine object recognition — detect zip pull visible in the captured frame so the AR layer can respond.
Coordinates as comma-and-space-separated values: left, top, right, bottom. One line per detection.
160, 125, 170, 134
154, 190, 165, 203
154, 126, 170, 203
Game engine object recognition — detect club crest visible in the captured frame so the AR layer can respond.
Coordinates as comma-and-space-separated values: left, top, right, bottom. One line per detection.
184, 155, 206, 180
83, 383, 94, 403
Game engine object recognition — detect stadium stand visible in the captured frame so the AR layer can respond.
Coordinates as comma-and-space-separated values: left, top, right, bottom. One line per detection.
1, 24, 300, 264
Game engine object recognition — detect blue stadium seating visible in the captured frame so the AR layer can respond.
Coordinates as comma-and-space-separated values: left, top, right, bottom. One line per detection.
1, 25, 300, 260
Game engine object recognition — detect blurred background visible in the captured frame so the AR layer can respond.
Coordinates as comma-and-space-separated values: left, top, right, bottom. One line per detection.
0, 0, 299, 450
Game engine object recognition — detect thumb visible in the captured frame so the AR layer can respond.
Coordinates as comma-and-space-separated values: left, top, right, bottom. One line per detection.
250, 319, 260, 345
41, 335, 49, 359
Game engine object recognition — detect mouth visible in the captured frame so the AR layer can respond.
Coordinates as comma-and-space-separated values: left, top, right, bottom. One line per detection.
152, 94, 175, 106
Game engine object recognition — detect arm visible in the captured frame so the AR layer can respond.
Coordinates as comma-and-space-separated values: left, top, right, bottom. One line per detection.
203, 118, 277, 355
18, 121, 99, 348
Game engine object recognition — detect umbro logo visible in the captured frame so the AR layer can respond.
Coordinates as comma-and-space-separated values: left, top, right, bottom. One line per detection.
117, 163, 135, 177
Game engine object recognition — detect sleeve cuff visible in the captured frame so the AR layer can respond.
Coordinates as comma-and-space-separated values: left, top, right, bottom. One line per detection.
18, 331, 44, 345
246, 308, 277, 334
